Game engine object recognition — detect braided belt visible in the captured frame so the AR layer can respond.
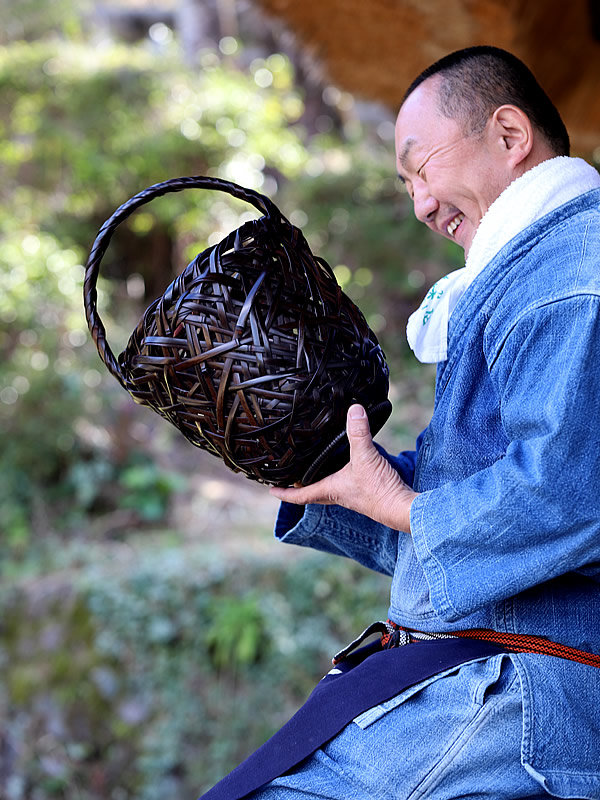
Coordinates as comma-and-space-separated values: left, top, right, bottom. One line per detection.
332, 619, 600, 669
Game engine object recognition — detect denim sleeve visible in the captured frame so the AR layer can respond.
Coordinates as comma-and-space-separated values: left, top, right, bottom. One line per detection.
274, 503, 399, 577
411, 294, 600, 621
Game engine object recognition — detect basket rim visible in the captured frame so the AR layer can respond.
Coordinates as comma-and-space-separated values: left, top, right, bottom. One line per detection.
83, 176, 282, 389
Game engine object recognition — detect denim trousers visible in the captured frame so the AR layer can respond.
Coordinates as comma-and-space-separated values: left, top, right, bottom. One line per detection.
247, 654, 561, 800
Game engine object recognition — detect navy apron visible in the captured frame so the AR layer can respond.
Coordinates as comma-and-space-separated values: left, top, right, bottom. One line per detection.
199, 637, 500, 800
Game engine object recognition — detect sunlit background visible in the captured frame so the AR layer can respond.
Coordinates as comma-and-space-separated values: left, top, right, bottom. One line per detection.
0, 1, 465, 797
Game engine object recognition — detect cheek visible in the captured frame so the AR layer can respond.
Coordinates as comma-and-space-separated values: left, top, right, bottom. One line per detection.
468, 155, 508, 211
429, 174, 477, 217
426, 158, 473, 201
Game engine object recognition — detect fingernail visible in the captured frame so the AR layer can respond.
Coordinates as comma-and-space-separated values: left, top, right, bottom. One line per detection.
349, 404, 366, 419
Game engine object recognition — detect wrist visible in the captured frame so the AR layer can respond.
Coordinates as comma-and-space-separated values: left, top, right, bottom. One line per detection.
382, 487, 418, 533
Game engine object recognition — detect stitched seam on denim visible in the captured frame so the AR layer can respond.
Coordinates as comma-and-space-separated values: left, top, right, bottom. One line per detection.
512, 652, 535, 766
269, 748, 373, 798
527, 767, 600, 780
487, 291, 600, 371
304, 503, 326, 535
440, 197, 600, 393
353, 655, 496, 730
411, 492, 451, 612
410, 491, 461, 620
412, 439, 431, 492
324, 508, 396, 560
310, 747, 375, 799
574, 219, 591, 288
406, 665, 521, 799
386, 606, 440, 624
438, 226, 543, 391
277, 503, 326, 543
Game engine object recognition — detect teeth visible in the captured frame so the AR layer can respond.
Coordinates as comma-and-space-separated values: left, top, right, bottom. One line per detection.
447, 213, 465, 236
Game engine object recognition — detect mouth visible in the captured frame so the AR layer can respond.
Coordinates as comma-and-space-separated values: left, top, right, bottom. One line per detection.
446, 212, 465, 238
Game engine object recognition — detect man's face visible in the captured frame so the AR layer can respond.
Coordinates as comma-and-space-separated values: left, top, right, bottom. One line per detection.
395, 77, 511, 257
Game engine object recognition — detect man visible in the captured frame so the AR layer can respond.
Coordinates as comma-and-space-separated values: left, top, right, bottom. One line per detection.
204, 46, 600, 799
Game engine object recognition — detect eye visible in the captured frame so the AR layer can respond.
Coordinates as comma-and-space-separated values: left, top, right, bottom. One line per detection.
397, 174, 414, 200
416, 154, 431, 181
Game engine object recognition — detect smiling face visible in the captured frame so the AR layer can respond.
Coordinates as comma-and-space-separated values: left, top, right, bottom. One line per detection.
395, 76, 517, 257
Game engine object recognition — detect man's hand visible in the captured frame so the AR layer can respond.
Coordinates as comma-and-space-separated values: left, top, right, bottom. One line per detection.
270, 404, 418, 533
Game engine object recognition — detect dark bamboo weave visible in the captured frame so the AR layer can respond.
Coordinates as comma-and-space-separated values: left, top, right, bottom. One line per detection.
84, 176, 392, 486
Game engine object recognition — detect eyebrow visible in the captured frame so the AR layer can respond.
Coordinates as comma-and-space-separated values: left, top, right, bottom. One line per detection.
396, 137, 417, 184
398, 137, 416, 169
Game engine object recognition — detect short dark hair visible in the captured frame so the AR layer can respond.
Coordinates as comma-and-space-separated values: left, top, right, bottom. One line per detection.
403, 46, 570, 156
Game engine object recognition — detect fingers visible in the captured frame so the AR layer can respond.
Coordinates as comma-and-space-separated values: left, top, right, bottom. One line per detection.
269, 484, 310, 504
346, 404, 378, 466
270, 403, 418, 531
347, 403, 368, 431
269, 473, 337, 505
269, 405, 374, 507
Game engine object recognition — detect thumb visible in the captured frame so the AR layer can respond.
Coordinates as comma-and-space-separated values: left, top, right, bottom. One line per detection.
346, 404, 375, 462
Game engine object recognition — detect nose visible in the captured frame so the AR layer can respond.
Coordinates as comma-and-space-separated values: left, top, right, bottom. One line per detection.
412, 182, 438, 225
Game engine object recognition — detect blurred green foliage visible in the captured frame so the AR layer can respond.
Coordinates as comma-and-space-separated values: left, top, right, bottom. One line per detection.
0, 39, 307, 236
0, 18, 454, 550
117, 461, 188, 521
0, 18, 322, 552
0, 231, 90, 547
0, 1, 457, 797
0, 546, 390, 798
0, 0, 91, 44
205, 591, 268, 671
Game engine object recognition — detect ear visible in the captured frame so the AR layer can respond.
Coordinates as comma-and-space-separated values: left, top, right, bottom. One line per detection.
489, 105, 534, 168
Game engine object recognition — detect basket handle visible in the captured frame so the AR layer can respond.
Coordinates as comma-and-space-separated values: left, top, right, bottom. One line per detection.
83, 175, 282, 388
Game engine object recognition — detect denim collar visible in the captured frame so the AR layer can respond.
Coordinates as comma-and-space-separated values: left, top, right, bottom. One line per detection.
406, 157, 600, 363
435, 185, 600, 400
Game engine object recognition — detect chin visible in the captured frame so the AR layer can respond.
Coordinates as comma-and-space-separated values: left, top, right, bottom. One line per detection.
459, 229, 474, 256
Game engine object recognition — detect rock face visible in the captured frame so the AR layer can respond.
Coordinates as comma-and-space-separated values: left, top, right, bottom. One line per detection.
257, 0, 600, 156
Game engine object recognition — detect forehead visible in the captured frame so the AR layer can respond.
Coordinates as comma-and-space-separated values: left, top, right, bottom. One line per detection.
395, 77, 455, 168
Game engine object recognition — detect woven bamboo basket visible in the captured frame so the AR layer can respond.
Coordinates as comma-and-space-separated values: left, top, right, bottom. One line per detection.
83, 176, 392, 487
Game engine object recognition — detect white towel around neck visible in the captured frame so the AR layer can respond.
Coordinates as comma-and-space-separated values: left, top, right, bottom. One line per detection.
406, 156, 600, 363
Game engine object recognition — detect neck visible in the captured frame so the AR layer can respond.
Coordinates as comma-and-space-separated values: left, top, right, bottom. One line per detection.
512, 140, 561, 182
466, 155, 599, 274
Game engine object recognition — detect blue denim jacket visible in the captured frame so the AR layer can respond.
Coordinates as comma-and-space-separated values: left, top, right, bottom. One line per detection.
275, 189, 600, 798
